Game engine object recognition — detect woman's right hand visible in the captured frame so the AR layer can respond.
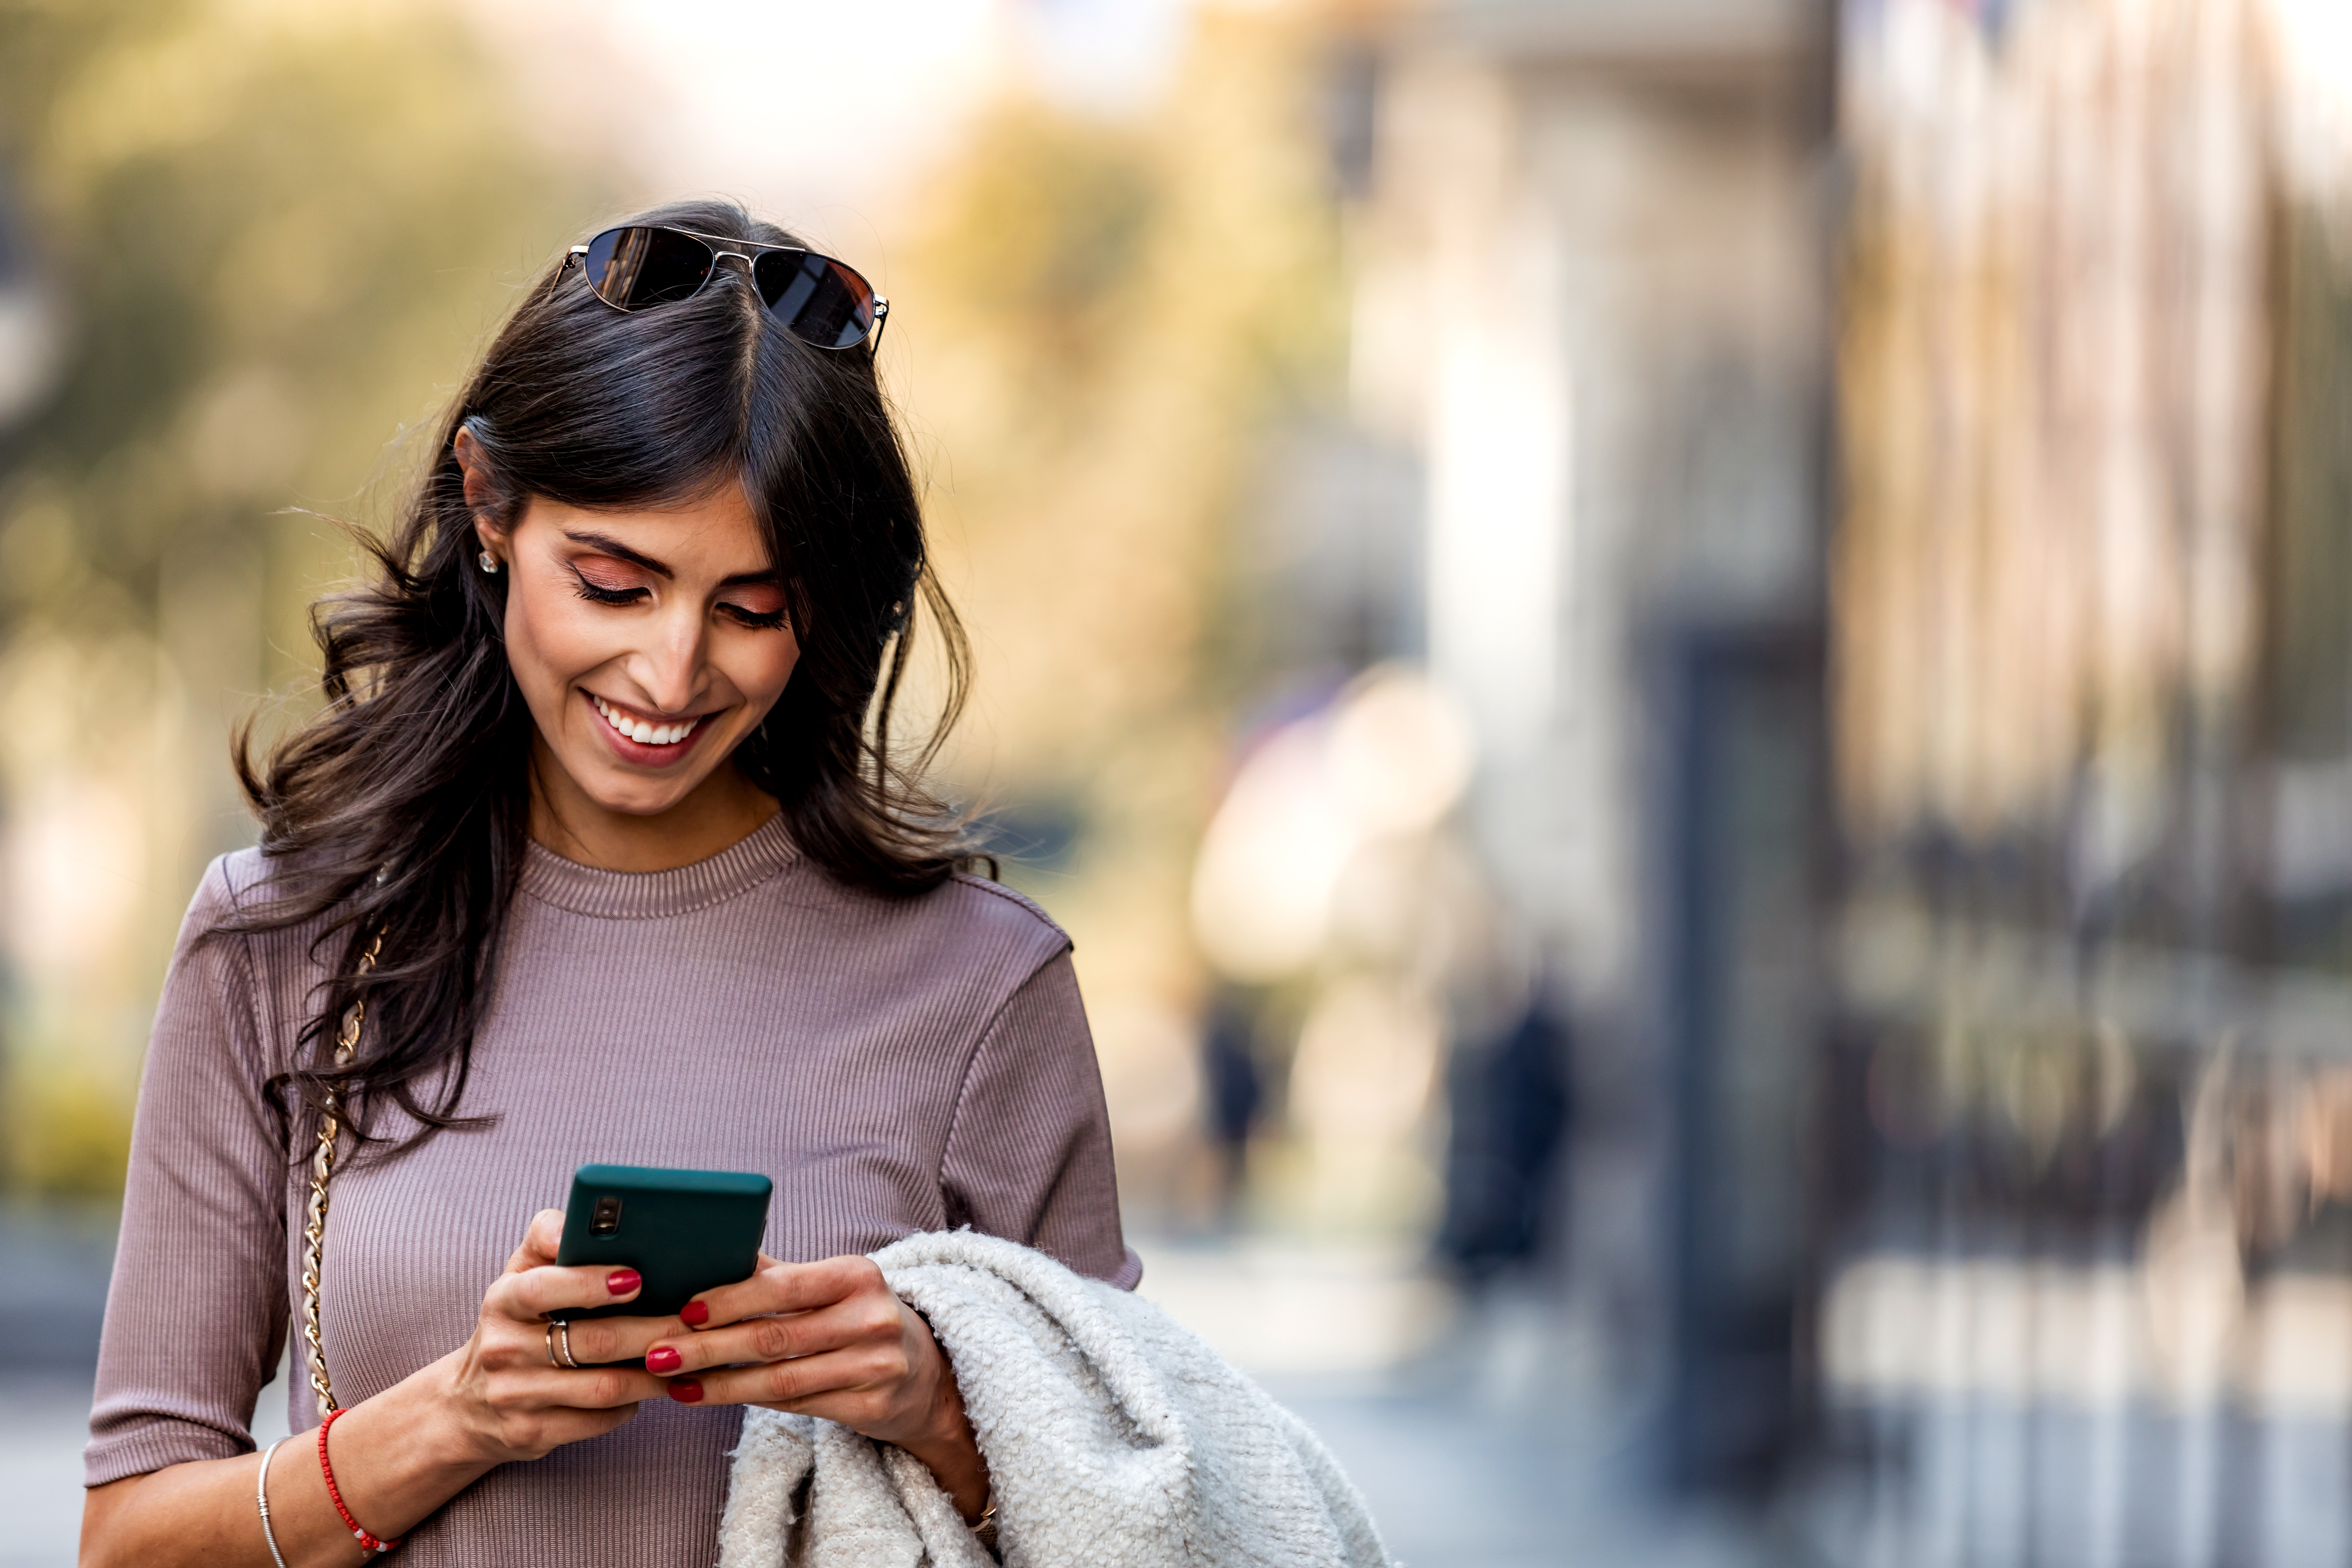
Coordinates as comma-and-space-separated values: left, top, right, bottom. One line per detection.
428, 1206, 679, 1463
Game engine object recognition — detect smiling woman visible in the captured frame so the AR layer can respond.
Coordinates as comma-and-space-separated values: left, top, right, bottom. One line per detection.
75, 201, 1135, 1568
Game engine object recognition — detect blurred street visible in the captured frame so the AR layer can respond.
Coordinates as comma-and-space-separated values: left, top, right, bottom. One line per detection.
0, 1219, 1758, 1568
0, 1377, 98, 1568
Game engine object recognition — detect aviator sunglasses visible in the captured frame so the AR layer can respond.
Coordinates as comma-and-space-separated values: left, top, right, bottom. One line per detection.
566, 225, 888, 350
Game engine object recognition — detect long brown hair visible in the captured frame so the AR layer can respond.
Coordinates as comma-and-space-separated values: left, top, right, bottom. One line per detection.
235, 199, 974, 1151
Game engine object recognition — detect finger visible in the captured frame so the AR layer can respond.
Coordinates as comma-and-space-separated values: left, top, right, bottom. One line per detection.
686, 1255, 883, 1331
486, 1261, 644, 1323
503, 1209, 567, 1274
649, 1294, 900, 1377
666, 1345, 907, 1409
558, 1310, 696, 1368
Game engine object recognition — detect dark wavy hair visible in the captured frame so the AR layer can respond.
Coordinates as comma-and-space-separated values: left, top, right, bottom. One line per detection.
233, 199, 975, 1153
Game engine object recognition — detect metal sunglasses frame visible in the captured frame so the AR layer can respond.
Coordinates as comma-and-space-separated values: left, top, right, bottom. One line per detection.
566, 225, 889, 351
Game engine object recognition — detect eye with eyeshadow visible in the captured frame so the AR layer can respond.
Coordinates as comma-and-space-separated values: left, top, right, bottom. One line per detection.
568, 562, 650, 606
720, 602, 790, 631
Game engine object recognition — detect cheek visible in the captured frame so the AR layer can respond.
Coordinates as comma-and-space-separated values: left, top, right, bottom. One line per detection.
502, 577, 609, 694
726, 632, 802, 712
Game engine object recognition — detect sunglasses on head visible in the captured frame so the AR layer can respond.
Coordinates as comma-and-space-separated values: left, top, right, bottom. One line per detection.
566, 225, 888, 351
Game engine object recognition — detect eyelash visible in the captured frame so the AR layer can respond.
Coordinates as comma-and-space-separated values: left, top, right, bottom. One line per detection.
570, 574, 646, 607
570, 569, 788, 630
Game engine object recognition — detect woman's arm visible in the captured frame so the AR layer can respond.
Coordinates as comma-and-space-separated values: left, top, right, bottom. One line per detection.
86, 871, 672, 1563
84, 1375, 501, 1568
83, 1214, 675, 1568
938, 952, 1136, 1286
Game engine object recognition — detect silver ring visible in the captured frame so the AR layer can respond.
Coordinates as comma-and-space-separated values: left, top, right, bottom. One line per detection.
545, 1318, 581, 1370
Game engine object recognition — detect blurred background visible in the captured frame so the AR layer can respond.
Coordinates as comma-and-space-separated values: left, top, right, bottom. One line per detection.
7, 0, 2352, 1563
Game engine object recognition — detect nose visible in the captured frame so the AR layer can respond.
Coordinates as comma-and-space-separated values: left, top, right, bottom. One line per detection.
630, 601, 709, 715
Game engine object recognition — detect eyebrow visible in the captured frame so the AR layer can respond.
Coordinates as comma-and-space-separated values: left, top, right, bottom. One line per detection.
562, 529, 782, 589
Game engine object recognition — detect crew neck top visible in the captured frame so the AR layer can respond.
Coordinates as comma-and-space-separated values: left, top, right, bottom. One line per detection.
86, 817, 1135, 1566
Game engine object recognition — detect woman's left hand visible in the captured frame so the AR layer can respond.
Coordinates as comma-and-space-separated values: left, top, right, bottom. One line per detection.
644, 1254, 989, 1520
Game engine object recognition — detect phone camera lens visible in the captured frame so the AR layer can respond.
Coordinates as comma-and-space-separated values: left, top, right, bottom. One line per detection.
589, 1195, 623, 1237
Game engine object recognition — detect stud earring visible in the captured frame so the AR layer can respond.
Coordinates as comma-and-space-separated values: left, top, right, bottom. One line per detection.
478, 550, 500, 575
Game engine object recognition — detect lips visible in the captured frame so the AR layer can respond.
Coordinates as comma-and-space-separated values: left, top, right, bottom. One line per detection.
592, 693, 705, 746
585, 690, 716, 766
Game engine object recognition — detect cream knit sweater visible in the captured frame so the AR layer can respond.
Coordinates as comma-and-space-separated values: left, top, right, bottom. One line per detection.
718, 1231, 1393, 1567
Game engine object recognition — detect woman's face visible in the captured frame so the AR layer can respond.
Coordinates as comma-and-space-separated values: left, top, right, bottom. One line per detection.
471, 472, 801, 825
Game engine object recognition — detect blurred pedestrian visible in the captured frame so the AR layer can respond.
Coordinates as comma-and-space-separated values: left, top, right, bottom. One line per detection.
1200, 988, 1265, 1220
1434, 1001, 1571, 1287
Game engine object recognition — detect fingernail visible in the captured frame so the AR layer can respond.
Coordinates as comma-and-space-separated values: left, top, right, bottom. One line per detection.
668, 1378, 703, 1404
606, 1268, 641, 1297
680, 1300, 709, 1327
646, 1346, 682, 1374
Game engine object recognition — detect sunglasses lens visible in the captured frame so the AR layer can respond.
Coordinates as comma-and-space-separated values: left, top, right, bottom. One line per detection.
752, 250, 877, 349
582, 226, 713, 309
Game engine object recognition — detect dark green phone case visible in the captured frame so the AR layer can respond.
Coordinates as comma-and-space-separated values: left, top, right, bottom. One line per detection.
552, 1164, 772, 1321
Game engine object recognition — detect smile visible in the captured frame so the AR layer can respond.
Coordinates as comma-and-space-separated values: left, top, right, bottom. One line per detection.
591, 693, 710, 748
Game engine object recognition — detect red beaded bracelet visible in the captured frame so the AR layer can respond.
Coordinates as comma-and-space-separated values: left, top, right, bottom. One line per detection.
317, 1408, 404, 1554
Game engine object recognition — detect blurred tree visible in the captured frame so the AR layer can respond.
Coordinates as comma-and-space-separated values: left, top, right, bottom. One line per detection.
895, 5, 1346, 1217
0, 0, 601, 1194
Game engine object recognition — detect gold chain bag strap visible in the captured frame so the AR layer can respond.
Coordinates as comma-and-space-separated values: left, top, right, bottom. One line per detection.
300, 931, 382, 1419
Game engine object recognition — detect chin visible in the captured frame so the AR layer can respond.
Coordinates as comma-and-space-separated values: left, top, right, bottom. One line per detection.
572, 758, 708, 817
595, 781, 704, 818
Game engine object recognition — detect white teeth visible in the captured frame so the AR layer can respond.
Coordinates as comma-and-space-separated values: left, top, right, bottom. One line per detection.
591, 694, 694, 747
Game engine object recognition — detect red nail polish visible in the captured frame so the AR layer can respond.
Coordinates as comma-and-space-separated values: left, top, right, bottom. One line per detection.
668, 1378, 703, 1404
646, 1346, 682, 1374
680, 1301, 709, 1327
606, 1268, 641, 1297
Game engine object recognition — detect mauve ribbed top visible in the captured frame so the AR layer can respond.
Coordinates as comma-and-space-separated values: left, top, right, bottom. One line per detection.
85, 816, 1135, 1565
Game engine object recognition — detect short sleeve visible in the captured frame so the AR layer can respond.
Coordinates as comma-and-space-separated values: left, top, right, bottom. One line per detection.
85, 858, 292, 1485
938, 952, 1140, 1289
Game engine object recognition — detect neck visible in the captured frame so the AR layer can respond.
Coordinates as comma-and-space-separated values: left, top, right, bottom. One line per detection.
526, 738, 779, 872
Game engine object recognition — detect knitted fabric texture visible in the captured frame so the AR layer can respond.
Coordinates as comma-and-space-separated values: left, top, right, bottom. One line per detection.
717, 1231, 1393, 1568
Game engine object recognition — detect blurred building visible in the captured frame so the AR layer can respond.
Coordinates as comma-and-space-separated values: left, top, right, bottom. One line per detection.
1818, 1, 2352, 1563
1307, 1, 2352, 1555
1241, 2, 2352, 1557
1215, 0, 1839, 1493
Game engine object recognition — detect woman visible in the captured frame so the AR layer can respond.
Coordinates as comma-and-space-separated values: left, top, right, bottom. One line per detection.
79, 201, 1134, 1567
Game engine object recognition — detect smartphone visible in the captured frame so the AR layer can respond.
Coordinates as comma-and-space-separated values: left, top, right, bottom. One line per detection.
552, 1163, 773, 1321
